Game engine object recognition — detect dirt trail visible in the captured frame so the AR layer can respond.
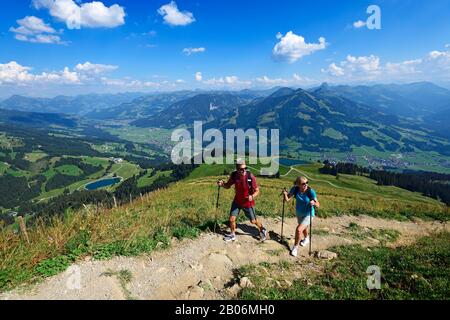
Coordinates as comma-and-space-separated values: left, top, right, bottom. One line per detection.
1, 215, 447, 300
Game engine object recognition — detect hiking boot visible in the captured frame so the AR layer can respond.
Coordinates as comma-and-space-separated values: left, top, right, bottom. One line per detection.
290, 246, 298, 257
300, 237, 310, 247
260, 228, 268, 241
223, 234, 236, 242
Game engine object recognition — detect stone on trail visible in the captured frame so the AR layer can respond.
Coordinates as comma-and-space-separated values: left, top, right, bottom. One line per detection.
198, 280, 213, 291
226, 283, 241, 296
284, 279, 293, 287
189, 263, 203, 271
316, 250, 338, 260
186, 285, 205, 299
239, 277, 254, 288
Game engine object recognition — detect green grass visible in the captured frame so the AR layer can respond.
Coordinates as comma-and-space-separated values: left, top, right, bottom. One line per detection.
101, 269, 134, 300
23, 151, 48, 163
55, 165, 83, 176
237, 232, 450, 300
0, 162, 8, 175
187, 159, 290, 180
5, 167, 26, 177
112, 162, 141, 180
346, 222, 401, 244
188, 164, 235, 180
105, 126, 173, 145
0, 133, 23, 149
322, 128, 348, 140
292, 163, 445, 208
137, 170, 171, 188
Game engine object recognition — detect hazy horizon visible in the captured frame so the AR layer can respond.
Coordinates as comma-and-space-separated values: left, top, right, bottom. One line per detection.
2, 80, 450, 100
1, 1, 450, 97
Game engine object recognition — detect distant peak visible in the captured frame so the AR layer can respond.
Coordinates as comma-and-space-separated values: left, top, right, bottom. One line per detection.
269, 87, 295, 98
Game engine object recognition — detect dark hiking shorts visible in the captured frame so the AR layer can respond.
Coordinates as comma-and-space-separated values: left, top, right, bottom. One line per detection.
230, 202, 257, 221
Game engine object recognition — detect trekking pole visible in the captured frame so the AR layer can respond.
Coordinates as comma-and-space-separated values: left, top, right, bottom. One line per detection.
279, 188, 287, 242
216, 183, 221, 209
309, 203, 313, 256
214, 182, 221, 233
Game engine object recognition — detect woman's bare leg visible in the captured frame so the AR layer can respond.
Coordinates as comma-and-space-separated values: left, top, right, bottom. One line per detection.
303, 227, 308, 239
295, 224, 307, 246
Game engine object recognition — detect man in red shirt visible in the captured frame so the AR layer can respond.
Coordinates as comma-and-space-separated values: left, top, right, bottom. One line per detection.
217, 159, 268, 242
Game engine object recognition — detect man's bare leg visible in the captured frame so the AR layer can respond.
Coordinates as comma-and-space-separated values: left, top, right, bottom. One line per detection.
229, 215, 237, 234
251, 219, 263, 232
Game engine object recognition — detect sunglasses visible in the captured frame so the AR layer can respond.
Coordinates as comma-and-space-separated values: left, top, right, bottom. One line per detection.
301, 182, 308, 186
238, 167, 247, 172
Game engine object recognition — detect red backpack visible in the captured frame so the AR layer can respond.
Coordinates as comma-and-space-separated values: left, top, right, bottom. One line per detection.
231, 170, 255, 195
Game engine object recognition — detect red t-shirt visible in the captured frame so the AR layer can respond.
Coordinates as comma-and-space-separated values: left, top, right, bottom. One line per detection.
227, 171, 258, 208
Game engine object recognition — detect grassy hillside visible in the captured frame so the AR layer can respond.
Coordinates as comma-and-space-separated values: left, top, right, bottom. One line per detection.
236, 232, 450, 300
0, 163, 448, 292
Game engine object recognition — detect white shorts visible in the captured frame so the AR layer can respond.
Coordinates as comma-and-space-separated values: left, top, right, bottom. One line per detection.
297, 215, 313, 226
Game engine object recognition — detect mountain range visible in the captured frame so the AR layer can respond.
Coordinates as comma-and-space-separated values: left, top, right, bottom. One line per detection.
0, 93, 143, 116
0, 82, 449, 160
311, 82, 450, 116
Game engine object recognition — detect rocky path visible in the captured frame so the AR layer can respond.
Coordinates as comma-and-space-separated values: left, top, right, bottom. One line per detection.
1, 215, 447, 300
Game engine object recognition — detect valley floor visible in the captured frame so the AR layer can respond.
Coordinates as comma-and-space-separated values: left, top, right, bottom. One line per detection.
1, 215, 447, 300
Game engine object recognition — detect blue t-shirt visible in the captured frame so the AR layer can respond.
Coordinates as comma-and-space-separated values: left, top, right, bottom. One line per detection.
289, 187, 317, 217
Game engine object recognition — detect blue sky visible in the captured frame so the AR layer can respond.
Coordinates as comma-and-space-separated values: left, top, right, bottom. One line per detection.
1, 0, 450, 97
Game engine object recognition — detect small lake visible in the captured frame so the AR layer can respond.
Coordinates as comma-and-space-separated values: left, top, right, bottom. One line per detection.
85, 177, 121, 191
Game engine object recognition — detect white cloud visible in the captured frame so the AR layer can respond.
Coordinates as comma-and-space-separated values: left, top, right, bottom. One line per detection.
0, 61, 80, 85
0, 61, 119, 86
0, 61, 187, 95
202, 77, 224, 85
157, 1, 195, 26
194, 74, 251, 88
293, 73, 302, 81
183, 47, 205, 55
202, 75, 250, 86
385, 59, 421, 76
423, 49, 450, 74
224, 76, 239, 84
33, 0, 126, 29
256, 74, 317, 86
256, 75, 289, 85
9, 16, 64, 44
321, 63, 344, 77
323, 46, 450, 82
100, 77, 166, 90
273, 31, 327, 63
353, 20, 366, 29
322, 55, 381, 80
0, 61, 34, 84
343, 55, 380, 72
58, 67, 80, 83
75, 62, 118, 74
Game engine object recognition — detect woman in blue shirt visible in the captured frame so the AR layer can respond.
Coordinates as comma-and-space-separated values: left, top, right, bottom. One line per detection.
283, 176, 320, 257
